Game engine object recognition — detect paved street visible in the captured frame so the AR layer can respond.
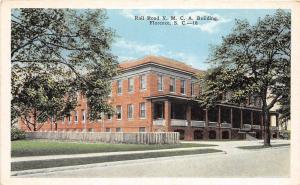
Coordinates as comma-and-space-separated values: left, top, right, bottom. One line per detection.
21, 140, 290, 178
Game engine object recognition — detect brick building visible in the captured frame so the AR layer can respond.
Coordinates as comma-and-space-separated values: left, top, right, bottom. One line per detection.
20, 55, 280, 140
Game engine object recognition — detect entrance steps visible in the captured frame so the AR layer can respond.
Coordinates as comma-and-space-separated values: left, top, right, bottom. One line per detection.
245, 133, 258, 141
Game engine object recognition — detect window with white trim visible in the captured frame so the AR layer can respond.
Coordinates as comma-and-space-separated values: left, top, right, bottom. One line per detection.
117, 80, 122, 94
75, 111, 78, 123
128, 77, 134, 92
116, 105, 122, 120
105, 128, 111, 132
140, 74, 146, 90
116, 127, 122, 132
180, 80, 186, 94
82, 110, 86, 123
158, 74, 163, 91
140, 102, 146, 118
127, 104, 133, 119
191, 83, 195, 96
170, 77, 176, 92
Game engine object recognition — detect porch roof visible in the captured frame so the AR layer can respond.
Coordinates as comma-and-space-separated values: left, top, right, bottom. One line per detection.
145, 94, 192, 101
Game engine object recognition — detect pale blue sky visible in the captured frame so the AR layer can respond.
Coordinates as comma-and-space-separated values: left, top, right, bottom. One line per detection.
105, 9, 285, 70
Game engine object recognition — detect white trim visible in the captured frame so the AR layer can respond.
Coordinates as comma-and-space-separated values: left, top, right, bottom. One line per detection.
128, 77, 134, 93
75, 111, 78, 124
116, 105, 122, 120
157, 74, 163, 91
127, 104, 134, 119
139, 102, 146, 118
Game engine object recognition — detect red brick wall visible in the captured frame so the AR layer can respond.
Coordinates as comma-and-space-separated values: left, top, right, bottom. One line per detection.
19, 71, 201, 133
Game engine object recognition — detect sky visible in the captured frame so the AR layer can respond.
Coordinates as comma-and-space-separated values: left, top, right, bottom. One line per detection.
105, 9, 282, 70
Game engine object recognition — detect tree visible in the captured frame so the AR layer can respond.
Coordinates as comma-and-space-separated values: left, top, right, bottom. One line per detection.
197, 10, 290, 146
11, 9, 118, 131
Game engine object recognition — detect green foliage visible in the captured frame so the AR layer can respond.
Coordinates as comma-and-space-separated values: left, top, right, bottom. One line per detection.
197, 10, 290, 145
11, 9, 118, 130
11, 127, 26, 141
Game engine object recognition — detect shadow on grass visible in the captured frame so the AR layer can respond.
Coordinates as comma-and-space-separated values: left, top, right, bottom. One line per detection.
237, 143, 290, 150
12, 149, 222, 171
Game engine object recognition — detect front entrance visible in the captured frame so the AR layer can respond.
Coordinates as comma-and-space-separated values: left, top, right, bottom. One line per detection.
194, 130, 203, 140
174, 129, 185, 140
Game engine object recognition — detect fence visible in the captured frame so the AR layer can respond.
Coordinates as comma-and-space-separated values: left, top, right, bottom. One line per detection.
25, 131, 180, 144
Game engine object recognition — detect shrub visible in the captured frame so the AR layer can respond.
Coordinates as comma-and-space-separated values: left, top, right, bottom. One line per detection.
11, 127, 26, 141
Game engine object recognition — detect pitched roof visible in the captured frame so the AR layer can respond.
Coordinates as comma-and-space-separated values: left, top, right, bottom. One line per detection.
118, 55, 204, 74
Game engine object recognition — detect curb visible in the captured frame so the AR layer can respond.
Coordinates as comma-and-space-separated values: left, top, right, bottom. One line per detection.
12, 151, 226, 176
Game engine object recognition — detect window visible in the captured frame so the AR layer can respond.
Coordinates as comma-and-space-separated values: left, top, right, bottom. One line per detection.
140, 102, 146, 118
106, 128, 111, 132
107, 113, 112, 120
82, 110, 86, 123
191, 83, 195, 96
108, 83, 112, 96
158, 75, 163, 91
116, 127, 122, 132
170, 77, 175, 92
117, 80, 122, 94
180, 80, 186, 94
139, 127, 146, 132
140, 75, 146, 90
68, 114, 71, 124
127, 104, 133, 119
61, 116, 64, 124
128, 77, 134, 92
116, 105, 122, 120
75, 111, 78, 123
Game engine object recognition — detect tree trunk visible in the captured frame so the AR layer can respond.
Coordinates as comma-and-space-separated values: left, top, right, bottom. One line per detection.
263, 107, 271, 146
33, 109, 37, 131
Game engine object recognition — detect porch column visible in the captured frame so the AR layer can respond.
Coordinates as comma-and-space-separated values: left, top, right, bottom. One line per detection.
205, 109, 209, 127
240, 109, 243, 128
164, 100, 171, 131
186, 103, 192, 140
276, 113, 279, 127
218, 106, 221, 139
150, 101, 153, 132
260, 113, 264, 138
218, 106, 221, 125
251, 111, 254, 128
230, 108, 233, 125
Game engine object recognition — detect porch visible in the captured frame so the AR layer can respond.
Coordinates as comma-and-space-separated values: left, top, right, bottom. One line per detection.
147, 95, 279, 140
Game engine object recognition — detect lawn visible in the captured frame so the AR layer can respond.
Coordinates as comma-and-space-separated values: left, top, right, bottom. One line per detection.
11, 148, 222, 171
237, 143, 290, 150
12, 139, 217, 157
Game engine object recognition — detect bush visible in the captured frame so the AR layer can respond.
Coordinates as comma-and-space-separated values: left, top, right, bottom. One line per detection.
11, 127, 26, 141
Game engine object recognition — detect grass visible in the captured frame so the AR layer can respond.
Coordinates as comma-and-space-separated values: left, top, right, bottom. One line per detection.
12, 139, 217, 157
11, 148, 222, 171
237, 143, 290, 150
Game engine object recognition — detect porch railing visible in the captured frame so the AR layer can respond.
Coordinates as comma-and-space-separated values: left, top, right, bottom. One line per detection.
221, 123, 232, 128
171, 119, 188, 127
271, 126, 279, 131
153, 119, 165, 126
208, 122, 218, 127
191, 120, 205, 127
243, 124, 252, 130
252, 125, 261, 129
